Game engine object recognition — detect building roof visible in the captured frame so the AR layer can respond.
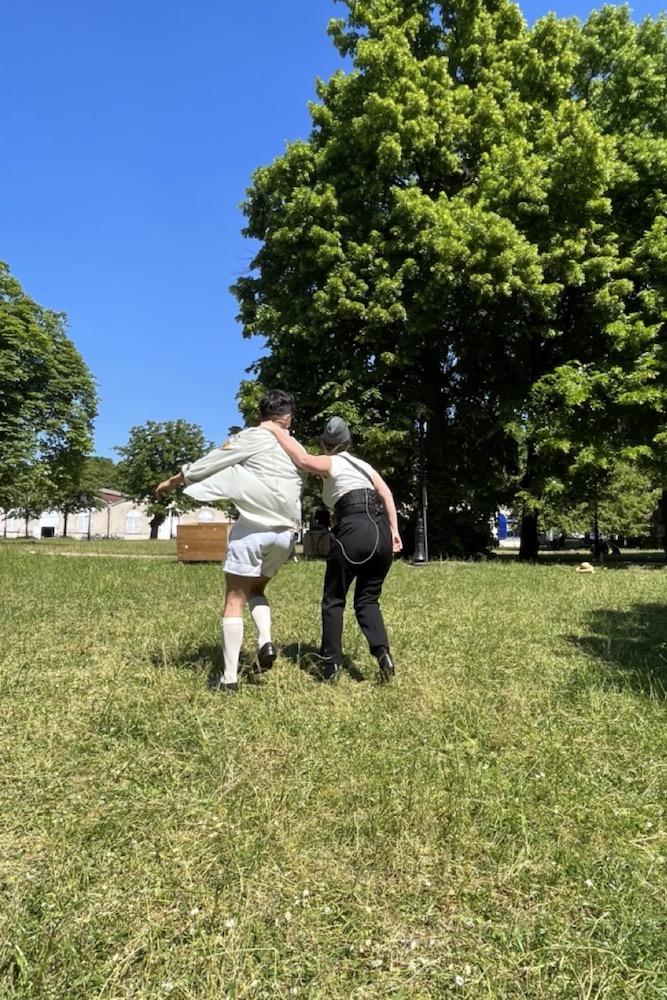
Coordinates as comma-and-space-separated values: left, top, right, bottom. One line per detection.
98, 488, 127, 505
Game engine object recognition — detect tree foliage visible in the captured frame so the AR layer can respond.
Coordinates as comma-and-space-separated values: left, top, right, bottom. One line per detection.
52, 456, 123, 536
541, 457, 659, 540
233, 0, 666, 557
0, 262, 97, 512
525, 5, 667, 554
4, 462, 53, 536
116, 421, 210, 538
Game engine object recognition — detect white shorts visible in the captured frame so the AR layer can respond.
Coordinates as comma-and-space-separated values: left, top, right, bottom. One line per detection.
223, 522, 293, 579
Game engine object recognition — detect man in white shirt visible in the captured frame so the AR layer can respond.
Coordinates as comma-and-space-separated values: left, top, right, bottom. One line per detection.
157, 390, 301, 692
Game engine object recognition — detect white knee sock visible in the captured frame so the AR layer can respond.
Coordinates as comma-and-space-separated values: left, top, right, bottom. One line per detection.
221, 617, 244, 684
248, 596, 272, 647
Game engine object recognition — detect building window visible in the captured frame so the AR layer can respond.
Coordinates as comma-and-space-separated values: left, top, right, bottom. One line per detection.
125, 512, 143, 535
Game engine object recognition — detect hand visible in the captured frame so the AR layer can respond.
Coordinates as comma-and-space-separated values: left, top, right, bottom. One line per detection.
156, 474, 181, 498
392, 531, 403, 554
155, 478, 173, 498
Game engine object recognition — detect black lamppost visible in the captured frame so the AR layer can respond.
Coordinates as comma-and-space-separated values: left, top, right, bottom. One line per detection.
413, 413, 429, 564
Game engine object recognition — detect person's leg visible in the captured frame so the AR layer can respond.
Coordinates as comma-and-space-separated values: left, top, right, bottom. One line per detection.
320, 546, 354, 674
246, 577, 276, 671
219, 525, 287, 685
353, 563, 390, 650
219, 574, 253, 689
352, 520, 395, 680
247, 528, 293, 671
247, 585, 271, 643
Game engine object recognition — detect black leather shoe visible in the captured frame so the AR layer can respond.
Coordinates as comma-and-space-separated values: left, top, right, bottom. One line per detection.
257, 642, 277, 673
320, 660, 341, 683
376, 648, 395, 684
208, 674, 239, 694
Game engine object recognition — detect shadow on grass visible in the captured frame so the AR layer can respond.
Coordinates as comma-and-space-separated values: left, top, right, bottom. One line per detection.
567, 603, 667, 698
499, 549, 666, 570
150, 639, 368, 686
281, 642, 367, 683
150, 642, 263, 687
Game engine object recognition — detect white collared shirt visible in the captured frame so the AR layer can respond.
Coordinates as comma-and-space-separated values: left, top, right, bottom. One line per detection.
182, 427, 302, 529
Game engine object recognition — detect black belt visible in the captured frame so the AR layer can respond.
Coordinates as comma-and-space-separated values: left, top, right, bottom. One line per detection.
334, 489, 383, 517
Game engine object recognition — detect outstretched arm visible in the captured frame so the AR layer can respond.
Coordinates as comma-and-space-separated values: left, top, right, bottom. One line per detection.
155, 435, 254, 497
156, 471, 185, 497
372, 471, 403, 554
261, 421, 331, 476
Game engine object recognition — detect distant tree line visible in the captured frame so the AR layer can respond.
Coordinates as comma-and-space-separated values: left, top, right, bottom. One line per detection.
0, 261, 99, 533
0, 263, 208, 538
232, 0, 667, 558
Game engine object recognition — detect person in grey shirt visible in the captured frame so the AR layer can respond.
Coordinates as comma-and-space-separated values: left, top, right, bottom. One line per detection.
157, 390, 301, 692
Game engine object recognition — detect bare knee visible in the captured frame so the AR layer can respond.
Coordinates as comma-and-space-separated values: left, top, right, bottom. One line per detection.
223, 574, 271, 616
223, 574, 251, 617
224, 588, 247, 617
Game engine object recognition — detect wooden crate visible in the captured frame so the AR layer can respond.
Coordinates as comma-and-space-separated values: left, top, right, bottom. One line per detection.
177, 523, 231, 562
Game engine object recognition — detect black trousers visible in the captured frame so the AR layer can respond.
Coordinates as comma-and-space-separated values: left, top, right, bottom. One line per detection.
320, 509, 393, 666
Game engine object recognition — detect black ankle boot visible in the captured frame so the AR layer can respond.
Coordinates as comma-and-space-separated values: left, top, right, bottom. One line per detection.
320, 659, 341, 683
376, 648, 395, 684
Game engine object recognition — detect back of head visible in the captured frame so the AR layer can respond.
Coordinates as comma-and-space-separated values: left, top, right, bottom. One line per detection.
321, 416, 351, 455
259, 389, 296, 421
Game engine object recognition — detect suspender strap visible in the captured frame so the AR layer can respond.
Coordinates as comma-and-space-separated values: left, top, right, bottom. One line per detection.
340, 453, 374, 486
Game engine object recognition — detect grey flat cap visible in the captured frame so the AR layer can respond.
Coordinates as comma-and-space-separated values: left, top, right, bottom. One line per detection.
321, 416, 351, 447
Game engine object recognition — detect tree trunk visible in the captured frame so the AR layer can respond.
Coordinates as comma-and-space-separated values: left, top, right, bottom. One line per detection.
519, 511, 539, 561
592, 500, 603, 562
662, 488, 667, 561
62, 508, 69, 538
149, 514, 164, 539
413, 415, 429, 562
518, 442, 540, 561
25, 516, 30, 538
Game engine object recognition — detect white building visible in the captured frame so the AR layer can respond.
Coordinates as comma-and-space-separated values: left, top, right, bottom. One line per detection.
1, 488, 232, 541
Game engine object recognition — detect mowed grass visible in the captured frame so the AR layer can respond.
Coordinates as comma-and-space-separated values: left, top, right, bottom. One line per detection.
0, 545, 665, 999
0, 537, 177, 557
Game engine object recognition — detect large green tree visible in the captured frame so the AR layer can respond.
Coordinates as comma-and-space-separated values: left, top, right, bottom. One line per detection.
539, 454, 659, 553
584, 6, 667, 557
0, 262, 97, 512
116, 421, 210, 538
4, 462, 53, 538
632, 218, 667, 555
520, 6, 667, 557
53, 455, 123, 537
233, 0, 657, 557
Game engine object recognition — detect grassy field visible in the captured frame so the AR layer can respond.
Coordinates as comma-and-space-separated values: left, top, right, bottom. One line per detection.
0, 537, 178, 557
0, 543, 665, 999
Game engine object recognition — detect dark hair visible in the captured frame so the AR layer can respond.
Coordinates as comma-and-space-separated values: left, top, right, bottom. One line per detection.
321, 439, 350, 455
259, 389, 296, 420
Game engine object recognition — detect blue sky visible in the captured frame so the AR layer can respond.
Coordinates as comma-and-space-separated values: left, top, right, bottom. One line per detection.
2, 0, 665, 458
